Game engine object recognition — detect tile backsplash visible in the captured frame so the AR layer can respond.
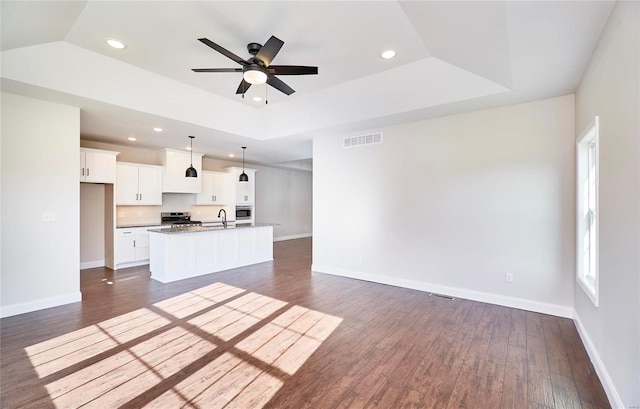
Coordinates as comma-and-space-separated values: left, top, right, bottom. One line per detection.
116, 193, 234, 226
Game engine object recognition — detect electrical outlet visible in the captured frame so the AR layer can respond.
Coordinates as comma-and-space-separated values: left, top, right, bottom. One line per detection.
118, 212, 125, 218
505, 273, 513, 283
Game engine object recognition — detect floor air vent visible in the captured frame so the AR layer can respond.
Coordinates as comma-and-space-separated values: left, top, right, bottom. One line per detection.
344, 132, 382, 148
429, 293, 455, 300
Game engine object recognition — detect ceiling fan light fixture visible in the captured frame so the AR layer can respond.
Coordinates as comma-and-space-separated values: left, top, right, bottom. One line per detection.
243, 66, 268, 85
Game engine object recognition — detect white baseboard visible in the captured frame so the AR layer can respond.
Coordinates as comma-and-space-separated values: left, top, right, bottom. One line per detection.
0, 291, 82, 318
274, 233, 312, 242
573, 311, 625, 409
80, 260, 105, 270
311, 264, 574, 318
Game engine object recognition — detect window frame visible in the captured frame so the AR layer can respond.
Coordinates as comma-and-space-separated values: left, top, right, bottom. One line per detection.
576, 116, 600, 307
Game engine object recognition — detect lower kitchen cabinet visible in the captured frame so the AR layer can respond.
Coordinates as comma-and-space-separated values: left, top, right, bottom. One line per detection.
115, 226, 159, 268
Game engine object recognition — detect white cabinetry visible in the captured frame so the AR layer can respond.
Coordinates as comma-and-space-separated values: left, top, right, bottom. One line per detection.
80, 148, 119, 183
226, 167, 256, 204
150, 225, 273, 283
196, 171, 234, 205
116, 226, 160, 268
116, 162, 163, 205
157, 148, 203, 193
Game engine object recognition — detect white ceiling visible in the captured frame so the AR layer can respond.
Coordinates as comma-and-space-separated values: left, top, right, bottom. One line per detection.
1, 1, 614, 166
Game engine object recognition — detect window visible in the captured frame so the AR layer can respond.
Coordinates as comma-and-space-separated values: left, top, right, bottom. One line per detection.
576, 116, 599, 306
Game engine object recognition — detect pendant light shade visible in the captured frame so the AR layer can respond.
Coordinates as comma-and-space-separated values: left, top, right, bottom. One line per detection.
239, 146, 249, 183
185, 136, 198, 178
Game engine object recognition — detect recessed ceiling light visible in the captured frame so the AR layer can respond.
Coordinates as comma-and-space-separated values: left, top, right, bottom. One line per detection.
252, 96, 262, 102
228, 154, 235, 158
128, 137, 136, 141
153, 127, 163, 132
106, 38, 126, 49
381, 50, 396, 59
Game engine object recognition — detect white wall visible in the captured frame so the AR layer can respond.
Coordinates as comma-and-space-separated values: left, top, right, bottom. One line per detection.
313, 95, 576, 317
1, 93, 81, 317
574, 2, 640, 408
81, 140, 312, 240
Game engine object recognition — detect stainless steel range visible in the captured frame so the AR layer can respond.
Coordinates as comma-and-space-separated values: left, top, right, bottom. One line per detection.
160, 212, 202, 227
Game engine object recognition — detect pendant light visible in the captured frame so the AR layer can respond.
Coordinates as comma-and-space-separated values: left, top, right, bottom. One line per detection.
185, 136, 198, 178
239, 146, 249, 183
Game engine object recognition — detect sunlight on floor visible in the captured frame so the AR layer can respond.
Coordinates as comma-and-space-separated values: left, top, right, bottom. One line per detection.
25, 282, 343, 408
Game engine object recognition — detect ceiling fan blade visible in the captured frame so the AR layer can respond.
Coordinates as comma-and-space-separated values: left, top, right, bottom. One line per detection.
198, 38, 248, 66
192, 68, 243, 73
235, 79, 252, 94
267, 76, 295, 95
269, 65, 318, 75
255, 36, 284, 67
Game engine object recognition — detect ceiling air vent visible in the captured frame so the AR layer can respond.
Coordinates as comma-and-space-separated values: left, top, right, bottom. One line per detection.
344, 132, 382, 148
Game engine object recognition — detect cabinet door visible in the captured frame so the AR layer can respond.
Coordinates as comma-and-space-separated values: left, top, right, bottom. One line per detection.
137, 166, 163, 205
116, 230, 136, 264
80, 152, 87, 181
236, 170, 255, 204
116, 164, 140, 205
84, 150, 117, 183
195, 171, 215, 205
212, 172, 232, 204
134, 228, 151, 261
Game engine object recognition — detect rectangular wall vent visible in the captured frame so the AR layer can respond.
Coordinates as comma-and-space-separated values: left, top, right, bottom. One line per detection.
343, 132, 382, 148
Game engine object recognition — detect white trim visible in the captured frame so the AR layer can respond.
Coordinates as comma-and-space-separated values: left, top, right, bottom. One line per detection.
576, 116, 600, 307
114, 260, 149, 270
0, 292, 82, 318
311, 264, 573, 318
274, 233, 312, 242
80, 260, 105, 270
573, 311, 624, 409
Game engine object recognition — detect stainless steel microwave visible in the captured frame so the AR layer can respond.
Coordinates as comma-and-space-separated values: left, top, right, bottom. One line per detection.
236, 206, 252, 220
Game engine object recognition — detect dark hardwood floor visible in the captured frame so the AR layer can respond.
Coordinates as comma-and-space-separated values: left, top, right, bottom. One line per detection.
1, 238, 610, 408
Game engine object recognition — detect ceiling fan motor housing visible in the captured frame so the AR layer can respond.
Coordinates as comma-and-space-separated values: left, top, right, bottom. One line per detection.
247, 42, 262, 56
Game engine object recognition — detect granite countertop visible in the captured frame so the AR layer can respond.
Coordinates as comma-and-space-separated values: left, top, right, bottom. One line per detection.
148, 223, 276, 234
117, 220, 234, 229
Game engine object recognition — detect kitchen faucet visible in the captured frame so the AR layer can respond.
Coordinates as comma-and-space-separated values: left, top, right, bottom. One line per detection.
217, 208, 227, 228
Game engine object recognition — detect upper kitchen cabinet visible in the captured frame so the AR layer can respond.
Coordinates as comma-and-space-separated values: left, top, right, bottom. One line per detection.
80, 148, 119, 183
226, 167, 256, 204
196, 171, 235, 205
157, 148, 203, 193
116, 162, 163, 205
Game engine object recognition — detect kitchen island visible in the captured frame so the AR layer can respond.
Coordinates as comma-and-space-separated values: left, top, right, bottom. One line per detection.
148, 224, 274, 283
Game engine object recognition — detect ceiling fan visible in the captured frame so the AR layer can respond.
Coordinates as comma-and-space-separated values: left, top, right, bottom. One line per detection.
192, 35, 318, 98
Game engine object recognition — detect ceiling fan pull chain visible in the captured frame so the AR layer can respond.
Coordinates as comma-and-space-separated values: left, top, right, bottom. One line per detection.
265, 84, 268, 105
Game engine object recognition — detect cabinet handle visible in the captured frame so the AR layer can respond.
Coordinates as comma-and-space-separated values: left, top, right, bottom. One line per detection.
211, 195, 214, 202
82, 168, 85, 176
244, 195, 248, 201
87, 168, 90, 176
133, 240, 136, 247
140, 193, 142, 201
122, 232, 132, 235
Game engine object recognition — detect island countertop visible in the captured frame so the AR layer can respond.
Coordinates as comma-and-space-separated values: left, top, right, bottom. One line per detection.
148, 223, 276, 234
